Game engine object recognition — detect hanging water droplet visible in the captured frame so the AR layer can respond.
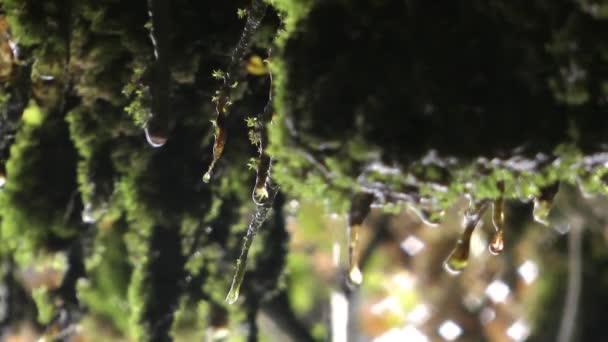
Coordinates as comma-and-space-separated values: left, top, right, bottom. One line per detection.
347, 222, 363, 286
489, 230, 504, 256
532, 182, 559, 226
81, 203, 96, 224
444, 238, 470, 275
346, 193, 374, 287
444, 200, 489, 275
225, 182, 277, 304
144, 123, 168, 148
202, 171, 211, 183
226, 255, 246, 305
348, 265, 363, 286
226, 284, 240, 305
489, 181, 505, 255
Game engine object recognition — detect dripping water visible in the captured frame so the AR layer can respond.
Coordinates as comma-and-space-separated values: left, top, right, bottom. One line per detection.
489, 181, 505, 255
226, 180, 277, 304
346, 193, 374, 286
444, 200, 490, 275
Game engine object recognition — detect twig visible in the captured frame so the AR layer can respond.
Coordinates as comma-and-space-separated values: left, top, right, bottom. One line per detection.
204, 0, 268, 182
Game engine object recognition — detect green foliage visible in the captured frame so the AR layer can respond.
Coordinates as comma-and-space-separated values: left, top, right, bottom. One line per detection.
78, 225, 132, 334
1, 0, 607, 341
1, 101, 79, 264
32, 286, 55, 324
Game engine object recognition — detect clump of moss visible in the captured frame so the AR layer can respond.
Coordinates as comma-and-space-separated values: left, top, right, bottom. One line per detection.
1, 102, 79, 264
269, 0, 608, 215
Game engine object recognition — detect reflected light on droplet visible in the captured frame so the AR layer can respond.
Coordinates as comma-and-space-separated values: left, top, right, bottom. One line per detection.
485, 280, 510, 303
438, 320, 463, 341
518, 260, 539, 284
401, 236, 425, 256
507, 320, 530, 342
348, 266, 363, 286
407, 304, 431, 325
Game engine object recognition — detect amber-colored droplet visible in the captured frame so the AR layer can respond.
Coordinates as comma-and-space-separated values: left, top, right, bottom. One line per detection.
489, 181, 505, 255
489, 229, 504, 255
444, 200, 489, 275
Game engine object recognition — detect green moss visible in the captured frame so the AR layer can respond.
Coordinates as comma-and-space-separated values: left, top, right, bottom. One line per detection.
1, 101, 79, 264
267, 0, 608, 219
78, 226, 132, 334
32, 286, 55, 324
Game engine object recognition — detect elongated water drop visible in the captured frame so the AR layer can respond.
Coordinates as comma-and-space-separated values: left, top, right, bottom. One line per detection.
203, 116, 227, 183
489, 181, 505, 255
144, 0, 171, 148
225, 180, 277, 304
532, 182, 560, 226
444, 200, 489, 275
347, 193, 374, 286
489, 230, 504, 256
226, 258, 245, 304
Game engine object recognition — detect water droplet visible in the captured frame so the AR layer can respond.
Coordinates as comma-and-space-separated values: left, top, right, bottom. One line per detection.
532, 182, 559, 226
348, 266, 363, 286
444, 239, 470, 275
204, 116, 227, 183
81, 203, 96, 224
489, 181, 505, 255
226, 286, 240, 305
347, 223, 362, 286
346, 193, 374, 287
144, 126, 168, 148
489, 230, 504, 255
444, 200, 489, 275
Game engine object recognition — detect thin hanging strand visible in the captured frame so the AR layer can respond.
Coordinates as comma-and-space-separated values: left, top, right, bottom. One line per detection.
204, 0, 268, 182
